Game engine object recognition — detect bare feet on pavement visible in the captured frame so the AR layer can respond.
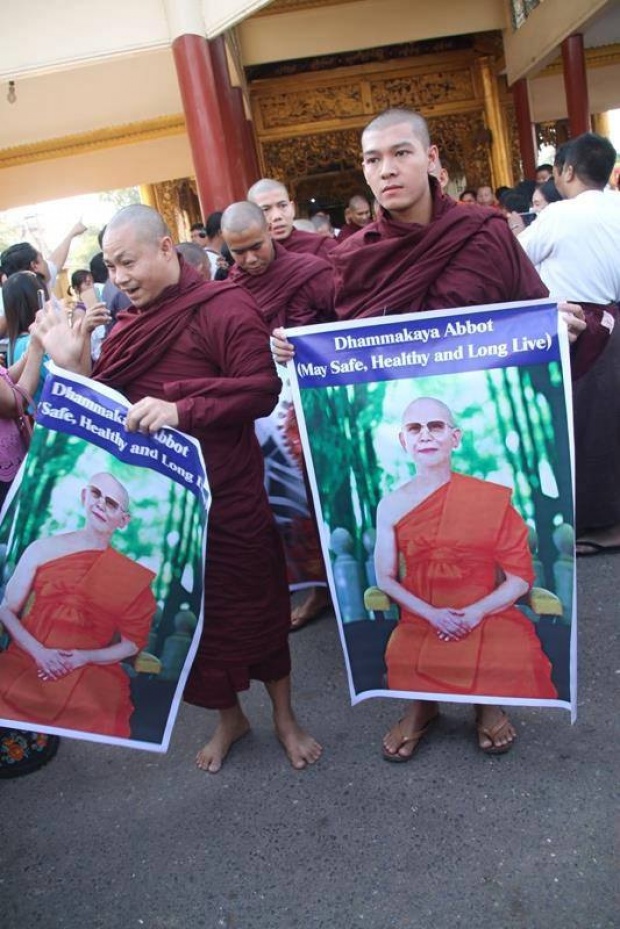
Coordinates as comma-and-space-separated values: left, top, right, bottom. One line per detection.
196, 711, 251, 774
290, 586, 331, 631
275, 715, 323, 769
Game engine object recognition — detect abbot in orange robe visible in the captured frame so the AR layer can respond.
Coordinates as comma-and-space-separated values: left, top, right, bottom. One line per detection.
0, 548, 156, 737
385, 473, 557, 698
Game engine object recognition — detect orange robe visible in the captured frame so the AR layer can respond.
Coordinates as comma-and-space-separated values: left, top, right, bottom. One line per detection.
385, 473, 557, 698
0, 548, 156, 737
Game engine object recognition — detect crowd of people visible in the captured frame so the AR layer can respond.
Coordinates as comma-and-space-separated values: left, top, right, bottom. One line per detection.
0, 108, 618, 775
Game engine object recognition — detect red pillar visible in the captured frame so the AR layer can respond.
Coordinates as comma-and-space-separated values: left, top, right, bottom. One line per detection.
561, 34, 591, 137
512, 78, 537, 179
208, 36, 252, 200
171, 34, 238, 214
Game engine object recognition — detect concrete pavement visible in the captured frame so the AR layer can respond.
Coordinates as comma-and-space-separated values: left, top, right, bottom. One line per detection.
3, 556, 617, 929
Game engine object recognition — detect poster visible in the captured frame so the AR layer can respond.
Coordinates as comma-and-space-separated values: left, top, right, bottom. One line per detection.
287, 300, 576, 717
255, 370, 327, 591
0, 365, 209, 752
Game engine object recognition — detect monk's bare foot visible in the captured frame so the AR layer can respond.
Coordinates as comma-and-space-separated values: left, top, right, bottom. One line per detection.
275, 716, 322, 770
382, 701, 439, 761
195, 712, 251, 774
475, 705, 516, 754
290, 586, 331, 631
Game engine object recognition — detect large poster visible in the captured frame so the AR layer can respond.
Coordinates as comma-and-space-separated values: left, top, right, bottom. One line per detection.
0, 365, 209, 751
287, 301, 576, 717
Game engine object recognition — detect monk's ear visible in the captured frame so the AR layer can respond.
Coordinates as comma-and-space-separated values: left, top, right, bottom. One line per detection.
398, 430, 407, 451
160, 236, 176, 260
81, 487, 87, 506
427, 145, 440, 174
119, 512, 131, 530
451, 428, 462, 449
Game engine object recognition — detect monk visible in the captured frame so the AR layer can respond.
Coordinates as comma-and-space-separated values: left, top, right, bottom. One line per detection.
247, 178, 337, 258
221, 201, 334, 630
270, 108, 584, 752
336, 195, 372, 243
0, 473, 156, 738
375, 399, 557, 760
222, 201, 334, 328
34, 204, 322, 773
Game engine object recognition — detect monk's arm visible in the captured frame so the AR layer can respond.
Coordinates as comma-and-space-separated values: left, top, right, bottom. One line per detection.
164, 302, 282, 431
59, 635, 139, 672
374, 497, 467, 639
0, 544, 68, 677
455, 572, 530, 633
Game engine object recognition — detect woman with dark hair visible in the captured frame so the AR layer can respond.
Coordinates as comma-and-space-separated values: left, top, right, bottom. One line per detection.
2, 271, 48, 403
0, 308, 58, 779
532, 179, 562, 213
68, 269, 94, 298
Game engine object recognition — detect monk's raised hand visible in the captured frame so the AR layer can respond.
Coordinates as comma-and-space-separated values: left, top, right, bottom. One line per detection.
34, 301, 88, 370
270, 327, 295, 366
125, 397, 179, 434
558, 301, 586, 343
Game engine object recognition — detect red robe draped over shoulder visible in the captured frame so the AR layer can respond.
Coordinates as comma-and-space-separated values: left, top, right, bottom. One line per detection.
333, 180, 548, 319
384, 473, 557, 698
0, 549, 155, 736
93, 261, 291, 708
229, 242, 334, 327
280, 227, 337, 259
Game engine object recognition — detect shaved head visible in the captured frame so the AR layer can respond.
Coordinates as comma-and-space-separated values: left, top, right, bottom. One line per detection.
401, 397, 455, 427
176, 242, 211, 280
246, 178, 296, 241
349, 194, 370, 210
103, 204, 172, 247
362, 109, 431, 149
221, 201, 268, 236
89, 472, 130, 511
247, 178, 289, 203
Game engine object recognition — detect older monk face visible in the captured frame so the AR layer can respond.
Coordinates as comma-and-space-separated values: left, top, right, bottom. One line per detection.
81, 472, 130, 535
103, 222, 177, 308
399, 398, 461, 468
347, 197, 371, 228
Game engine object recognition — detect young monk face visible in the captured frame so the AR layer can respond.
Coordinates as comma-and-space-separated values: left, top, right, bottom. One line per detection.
250, 187, 296, 241
225, 224, 275, 276
399, 398, 461, 468
361, 121, 439, 224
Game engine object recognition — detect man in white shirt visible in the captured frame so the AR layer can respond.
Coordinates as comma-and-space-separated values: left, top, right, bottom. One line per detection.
518, 133, 620, 556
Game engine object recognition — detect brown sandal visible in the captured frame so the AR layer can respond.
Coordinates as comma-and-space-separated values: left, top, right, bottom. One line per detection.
476, 710, 515, 755
382, 714, 438, 763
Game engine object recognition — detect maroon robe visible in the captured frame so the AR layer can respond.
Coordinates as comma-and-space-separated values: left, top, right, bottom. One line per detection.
280, 227, 337, 259
93, 260, 291, 709
332, 179, 548, 319
336, 222, 364, 243
229, 242, 334, 327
